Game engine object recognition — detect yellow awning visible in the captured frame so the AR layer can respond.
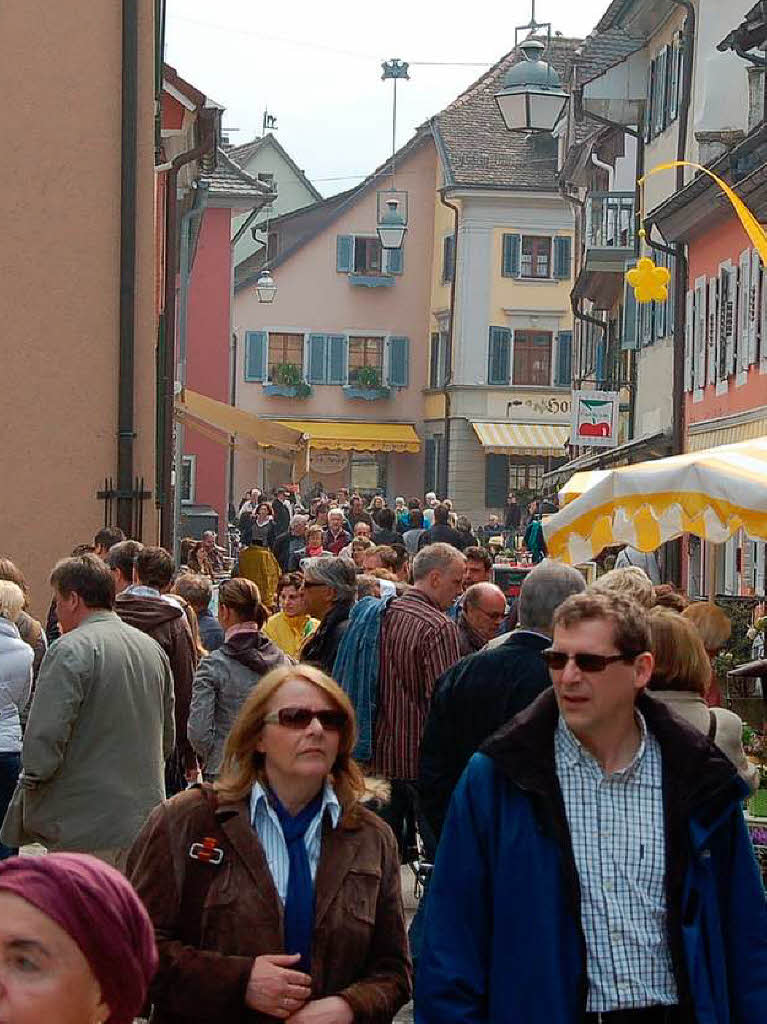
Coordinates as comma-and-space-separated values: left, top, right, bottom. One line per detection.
471, 421, 569, 456
687, 416, 767, 452
276, 420, 420, 454
177, 390, 305, 451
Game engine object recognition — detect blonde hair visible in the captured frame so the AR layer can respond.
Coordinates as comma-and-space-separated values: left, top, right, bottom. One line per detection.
648, 607, 711, 694
0, 580, 25, 622
682, 601, 732, 653
215, 664, 365, 816
591, 566, 655, 609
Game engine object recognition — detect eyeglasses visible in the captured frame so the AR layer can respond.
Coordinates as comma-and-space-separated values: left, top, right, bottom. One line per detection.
262, 707, 347, 731
542, 649, 639, 673
300, 580, 326, 589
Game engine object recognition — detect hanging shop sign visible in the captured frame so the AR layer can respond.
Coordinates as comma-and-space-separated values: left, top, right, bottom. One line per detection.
572, 390, 620, 448
310, 452, 350, 474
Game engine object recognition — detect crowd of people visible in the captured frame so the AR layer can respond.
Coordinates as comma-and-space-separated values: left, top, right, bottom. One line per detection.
0, 489, 764, 1023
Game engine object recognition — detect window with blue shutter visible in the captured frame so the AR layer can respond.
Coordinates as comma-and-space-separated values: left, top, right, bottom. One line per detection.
622, 282, 638, 349
501, 234, 521, 277
244, 331, 267, 381
336, 235, 353, 273
388, 336, 409, 388
307, 334, 327, 383
442, 235, 455, 283
485, 454, 509, 508
555, 331, 572, 386
553, 236, 572, 280
386, 247, 404, 275
327, 335, 347, 384
488, 326, 511, 384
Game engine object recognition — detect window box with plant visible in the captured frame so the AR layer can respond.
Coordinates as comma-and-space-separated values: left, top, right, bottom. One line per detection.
343, 365, 391, 400
263, 362, 312, 398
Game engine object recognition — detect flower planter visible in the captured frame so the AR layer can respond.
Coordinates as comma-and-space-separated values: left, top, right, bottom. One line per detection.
343, 385, 391, 401
263, 383, 312, 398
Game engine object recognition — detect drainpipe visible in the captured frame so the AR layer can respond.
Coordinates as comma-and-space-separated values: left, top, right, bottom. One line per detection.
117, 0, 138, 537
439, 189, 459, 498
158, 115, 216, 549
172, 182, 209, 559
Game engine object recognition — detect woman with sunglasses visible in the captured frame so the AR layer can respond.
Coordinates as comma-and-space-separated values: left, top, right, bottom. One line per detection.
129, 664, 411, 1023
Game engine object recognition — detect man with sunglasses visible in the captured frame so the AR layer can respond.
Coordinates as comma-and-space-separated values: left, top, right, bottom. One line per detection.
417, 591, 767, 1023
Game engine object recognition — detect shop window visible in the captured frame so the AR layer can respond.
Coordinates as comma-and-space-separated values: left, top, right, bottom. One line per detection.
350, 453, 387, 496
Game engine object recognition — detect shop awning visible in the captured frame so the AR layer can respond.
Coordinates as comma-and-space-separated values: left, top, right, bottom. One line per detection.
471, 421, 569, 456
687, 416, 767, 452
276, 420, 420, 453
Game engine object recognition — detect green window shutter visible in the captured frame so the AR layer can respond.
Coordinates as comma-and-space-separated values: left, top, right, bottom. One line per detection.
386, 247, 404, 274
644, 60, 655, 142
429, 332, 440, 387
502, 233, 521, 277
622, 281, 638, 350
336, 235, 353, 273
555, 331, 572, 386
442, 235, 455, 282
425, 438, 437, 492
485, 454, 508, 508
244, 331, 267, 381
327, 335, 347, 384
553, 236, 572, 280
307, 334, 328, 383
388, 336, 409, 387
488, 326, 511, 384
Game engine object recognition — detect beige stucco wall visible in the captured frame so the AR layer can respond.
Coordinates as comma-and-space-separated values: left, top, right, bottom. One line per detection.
0, 1, 157, 618
233, 138, 437, 501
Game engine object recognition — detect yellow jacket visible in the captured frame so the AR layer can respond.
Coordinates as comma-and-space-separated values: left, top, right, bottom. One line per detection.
263, 612, 319, 659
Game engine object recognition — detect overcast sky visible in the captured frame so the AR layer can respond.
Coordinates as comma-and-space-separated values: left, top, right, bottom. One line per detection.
166, 0, 611, 197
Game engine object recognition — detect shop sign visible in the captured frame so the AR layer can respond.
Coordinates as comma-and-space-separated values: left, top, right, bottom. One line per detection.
572, 390, 619, 448
310, 451, 350, 474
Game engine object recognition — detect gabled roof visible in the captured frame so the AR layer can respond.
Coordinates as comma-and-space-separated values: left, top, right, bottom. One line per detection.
571, 27, 645, 86
719, 1, 767, 53
200, 148, 275, 205
228, 133, 323, 203
163, 64, 207, 110
432, 35, 583, 191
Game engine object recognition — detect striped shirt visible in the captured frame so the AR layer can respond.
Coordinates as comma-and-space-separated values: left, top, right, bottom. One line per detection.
554, 712, 678, 1012
373, 588, 460, 780
249, 781, 341, 904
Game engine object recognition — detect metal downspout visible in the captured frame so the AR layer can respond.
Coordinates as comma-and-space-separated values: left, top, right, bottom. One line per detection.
117, 0, 138, 536
439, 189, 459, 497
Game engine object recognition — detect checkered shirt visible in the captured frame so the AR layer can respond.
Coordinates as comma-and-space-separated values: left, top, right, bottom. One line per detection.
554, 712, 678, 1012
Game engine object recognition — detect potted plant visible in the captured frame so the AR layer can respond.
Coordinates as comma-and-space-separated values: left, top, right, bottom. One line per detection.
344, 365, 390, 400
264, 362, 312, 398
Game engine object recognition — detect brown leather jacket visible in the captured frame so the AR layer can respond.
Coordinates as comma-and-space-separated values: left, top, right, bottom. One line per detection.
127, 786, 411, 1023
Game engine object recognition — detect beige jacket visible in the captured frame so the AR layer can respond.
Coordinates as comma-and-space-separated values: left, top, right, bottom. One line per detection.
652, 690, 759, 793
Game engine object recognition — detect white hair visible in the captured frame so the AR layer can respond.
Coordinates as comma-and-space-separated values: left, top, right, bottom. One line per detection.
0, 580, 25, 622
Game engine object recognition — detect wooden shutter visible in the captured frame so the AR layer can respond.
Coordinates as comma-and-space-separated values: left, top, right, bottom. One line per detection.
307, 334, 327, 383
684, 289, 694, 392
555, 331, 572, 386
425, 438, 437, 492
693, 276, 706, 391
488, 326, 511, 384
336, 235, 354, 273
485, 454, 508, 508
622, 283, 638, 350
644, 60, 655, 142
553, 236, 572, 280
442, 235, 455, 282
749, 248, 760, 366
429, 332, 440, 387
388, 336, 409, 388
725, 264, 737, 376
386, 246, 404, 275
244, 331, 267, 381
595, 334, 606, 384
654, 48, 667, 135
761, 263, 767, 372
327, 335, 347, 384
737, 250, 750, 378
641, 296, 653, 347
669, 34, 680, 121
707, 276, 718, 387
502, 233, 521, 277
655, 253, 667, 339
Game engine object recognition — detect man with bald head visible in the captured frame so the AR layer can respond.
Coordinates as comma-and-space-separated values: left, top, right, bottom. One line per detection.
457, 583, 506, 656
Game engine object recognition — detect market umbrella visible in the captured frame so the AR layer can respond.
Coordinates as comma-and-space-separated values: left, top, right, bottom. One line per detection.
543, 436, 767, 565
558, 470, 609, 507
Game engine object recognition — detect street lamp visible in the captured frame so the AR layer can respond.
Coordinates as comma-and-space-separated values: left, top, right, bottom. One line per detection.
377, 195, 407, 250
256, 269, 277, 303
494, 3, 568, 133
376, 58, 410, 251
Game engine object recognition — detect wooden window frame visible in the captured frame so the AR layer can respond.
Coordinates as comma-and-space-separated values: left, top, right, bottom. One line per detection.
348, 335, 384, 384
520, 236, 551, 279
512, 330, 553, 386
353, 236, 383, 275
267, 332, 305, 381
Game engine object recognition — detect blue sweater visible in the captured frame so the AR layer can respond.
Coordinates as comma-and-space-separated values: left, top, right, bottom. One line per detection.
416, 691, 767, 1023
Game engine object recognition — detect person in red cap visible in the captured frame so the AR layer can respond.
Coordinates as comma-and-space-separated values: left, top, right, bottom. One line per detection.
0, 852, 157, 1024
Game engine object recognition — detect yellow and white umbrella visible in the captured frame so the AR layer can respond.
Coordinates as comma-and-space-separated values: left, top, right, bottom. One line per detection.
544, 436, 767, 565
558, 470, 609, 507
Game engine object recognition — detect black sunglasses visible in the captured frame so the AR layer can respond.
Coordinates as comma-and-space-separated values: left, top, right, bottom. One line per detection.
301, 580, 326, 589
542, 649, 639, 673
263, 707, 347, 731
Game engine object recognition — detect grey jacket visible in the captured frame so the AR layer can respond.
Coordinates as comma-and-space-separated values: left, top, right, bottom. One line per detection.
188, 636, 290, 776
0, 611, 175, 851
0, 617, 33, 752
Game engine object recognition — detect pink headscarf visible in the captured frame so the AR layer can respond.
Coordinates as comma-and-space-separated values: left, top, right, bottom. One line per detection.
0, 853, 157, 1023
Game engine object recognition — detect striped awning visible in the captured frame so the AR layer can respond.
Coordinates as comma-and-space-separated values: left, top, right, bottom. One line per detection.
687, 416, 767, 452
544, 435, 767, 564
276, 420, 420, 454
471, 421, 570, 456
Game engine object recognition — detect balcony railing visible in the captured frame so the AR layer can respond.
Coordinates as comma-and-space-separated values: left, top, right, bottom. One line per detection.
585, 192, 636, 251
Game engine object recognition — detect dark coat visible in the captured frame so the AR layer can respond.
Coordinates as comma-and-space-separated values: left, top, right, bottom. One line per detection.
323, 528, 352, 555
417, 524, 466, 551
301, 601, 353, 676
271, 497, 291, 536
197, 610, 224, 653
503, 502, 521, 530
418, 630, 550, 840
416, 690, 767, 1024
127, 786, 412, 1024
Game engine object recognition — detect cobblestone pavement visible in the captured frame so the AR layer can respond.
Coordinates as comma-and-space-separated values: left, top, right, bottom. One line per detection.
393, 865, 417, 1023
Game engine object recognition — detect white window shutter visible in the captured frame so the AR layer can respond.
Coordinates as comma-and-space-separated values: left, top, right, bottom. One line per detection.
725, 265, 737, 376
737, 250, 750, 378
707, 277, 718, 386
749, 249, 760, 366
693, 276, 706, 391
684, 289, 694, 392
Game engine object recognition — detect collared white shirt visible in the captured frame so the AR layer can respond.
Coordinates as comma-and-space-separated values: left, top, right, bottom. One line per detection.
554, 712, 678, 1012
249, 780, 341, 905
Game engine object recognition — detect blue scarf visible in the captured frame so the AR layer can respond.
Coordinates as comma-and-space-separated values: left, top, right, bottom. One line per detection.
268, 789, 325, 973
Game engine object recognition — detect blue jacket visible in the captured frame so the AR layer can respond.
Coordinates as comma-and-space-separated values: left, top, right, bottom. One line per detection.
416, 689, 767, 1023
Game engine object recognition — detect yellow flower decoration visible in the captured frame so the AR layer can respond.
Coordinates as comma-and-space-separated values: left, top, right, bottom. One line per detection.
626, 256, 671, 304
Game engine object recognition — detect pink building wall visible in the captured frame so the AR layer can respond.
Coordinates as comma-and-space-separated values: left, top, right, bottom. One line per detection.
185, 207, 233, 528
